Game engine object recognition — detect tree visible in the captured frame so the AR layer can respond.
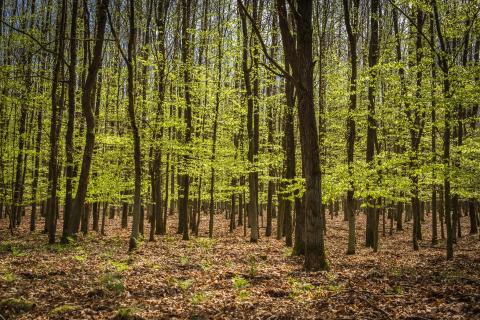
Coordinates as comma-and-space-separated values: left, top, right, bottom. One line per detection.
46, 0, 67, 243
68, 0, 109, 236
125, 0, 142, 251
365, 0, 380, 252
179, 0, 193, 241
238, 0, 260, 243
276, 0, 328, 271
63, 0, 79, 242
342, 0, 359, 255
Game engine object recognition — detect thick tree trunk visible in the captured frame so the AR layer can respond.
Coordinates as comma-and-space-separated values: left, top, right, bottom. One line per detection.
276, 0, 327, 271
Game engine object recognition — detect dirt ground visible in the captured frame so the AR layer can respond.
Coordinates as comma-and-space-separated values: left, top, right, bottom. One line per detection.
1, 210, 479, 319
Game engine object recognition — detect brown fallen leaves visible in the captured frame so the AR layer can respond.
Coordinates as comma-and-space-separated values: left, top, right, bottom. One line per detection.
0, 211, 479, 319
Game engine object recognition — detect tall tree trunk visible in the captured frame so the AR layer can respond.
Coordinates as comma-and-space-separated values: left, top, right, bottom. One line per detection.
276, 0, 327, 271
62, 0, 79, 242
208, 2, 224, 238
179, 0, 192, 240
150, 0, 169, 240
266, 15, 278, 237
122, 0, 142, 251
365, 0, 379, 252
410, 8, 425, 251
430, 14, 438, 245
69, 0, 109, 235
47, 0, 67, 243
343, 0, 359, 255
238, 0, 259, 242
282, 58, 295, 248
433, 0, 453, 260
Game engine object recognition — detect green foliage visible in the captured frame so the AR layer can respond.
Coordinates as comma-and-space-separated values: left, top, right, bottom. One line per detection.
236, 289, 250, 300
288, 277, 322, 299
0, 298, 35, 312
147, 263, 162, 271
179, 256, 189, 266
109, 260, 130, 272
194, 237, 216, 250
0, 242, 26, 257
73, 247, 88, 262
113, 307, 143, 320
282, 247, 293, 258
390, 268, 402, 278
0, 241, 13, 253
392, 286, 404, 295
100, 273, 125, 293
231, 276, 249, 290
163, 236, 176, 243
190, 292, 208, 305
2, 271, 16, 283
11, 246, 26, 257
247, 256, 258, 277
175, 278, 194, 291
50, 304, 80, 315
199, 259, 212, 271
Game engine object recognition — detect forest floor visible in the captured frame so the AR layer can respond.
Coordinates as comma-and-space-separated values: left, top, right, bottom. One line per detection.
0, 211, 479, 320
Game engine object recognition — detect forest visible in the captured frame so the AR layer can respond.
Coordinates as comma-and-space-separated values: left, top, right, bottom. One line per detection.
0, 0, 479, 319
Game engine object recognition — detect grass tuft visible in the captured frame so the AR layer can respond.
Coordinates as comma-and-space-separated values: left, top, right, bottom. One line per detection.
113, 307, 144, 320
0, 297, 35, 313
50, 304, 79, 315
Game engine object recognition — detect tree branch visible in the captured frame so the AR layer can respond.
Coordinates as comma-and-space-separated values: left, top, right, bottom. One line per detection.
106, 8, 128, 64
0, 18, 70, 67
237, 0, 292, 80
